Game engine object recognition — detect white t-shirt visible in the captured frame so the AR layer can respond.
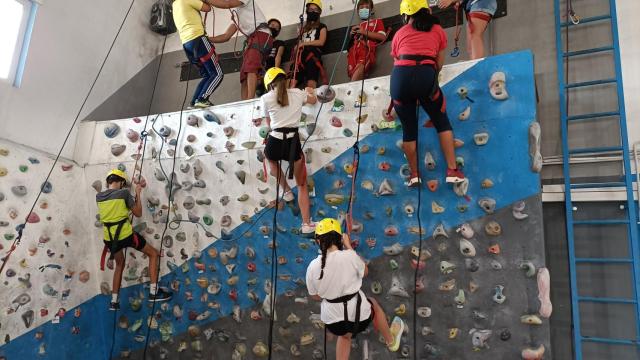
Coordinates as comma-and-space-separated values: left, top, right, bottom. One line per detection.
234, 0, 270, 36
305, 249, 372, 324
261, 88, 308, 130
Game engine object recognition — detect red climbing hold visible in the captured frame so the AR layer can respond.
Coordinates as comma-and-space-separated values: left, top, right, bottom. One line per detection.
427, 180, 439, 192
488, 244, 501, 254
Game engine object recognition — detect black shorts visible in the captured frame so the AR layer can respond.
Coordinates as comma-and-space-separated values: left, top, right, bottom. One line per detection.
325, 297, 374, 337
103, 232, 146, 254
265, 133, 302, 162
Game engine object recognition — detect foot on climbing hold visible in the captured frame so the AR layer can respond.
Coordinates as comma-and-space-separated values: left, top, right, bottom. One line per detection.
489, 72, 509, 100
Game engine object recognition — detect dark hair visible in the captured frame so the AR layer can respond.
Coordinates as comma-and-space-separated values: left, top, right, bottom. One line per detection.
410, 8, 439, 32
316, 231, 343, 279
106, 174, 126, 186
303, 4, 322, 33
270, 74, 289, 107
357, 0, 374, 10
268, 18, 281, 29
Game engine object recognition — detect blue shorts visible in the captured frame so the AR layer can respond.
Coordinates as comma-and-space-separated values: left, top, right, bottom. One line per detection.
465, 0, 497, 16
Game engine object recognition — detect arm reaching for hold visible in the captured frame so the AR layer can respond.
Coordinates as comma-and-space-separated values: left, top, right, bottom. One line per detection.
305, 87, 318, 105
210, 24, 238, 43
131, 184, 143, 217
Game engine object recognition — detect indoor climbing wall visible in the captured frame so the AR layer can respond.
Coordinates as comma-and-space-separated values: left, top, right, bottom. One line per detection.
0, 50, 550, 359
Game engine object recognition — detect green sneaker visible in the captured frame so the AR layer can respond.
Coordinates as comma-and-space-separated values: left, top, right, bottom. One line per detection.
388, 316, 404, 352
194, 99, 214, 108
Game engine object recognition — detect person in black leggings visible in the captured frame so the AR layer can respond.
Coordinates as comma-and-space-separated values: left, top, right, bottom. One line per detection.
390, 0, 465, 187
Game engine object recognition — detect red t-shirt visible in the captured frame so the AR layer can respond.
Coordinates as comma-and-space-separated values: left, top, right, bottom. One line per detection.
391, 24, 447, 66
356, 18, 386, 48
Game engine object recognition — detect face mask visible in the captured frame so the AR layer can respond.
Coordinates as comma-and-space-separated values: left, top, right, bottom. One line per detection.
306, 11, 320, 22
402, 14, 409, 24
358, 8, 370, 20
269, 27, 280, 38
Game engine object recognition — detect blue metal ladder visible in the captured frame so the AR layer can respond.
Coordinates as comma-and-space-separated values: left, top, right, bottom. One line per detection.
554, 0, 640, 358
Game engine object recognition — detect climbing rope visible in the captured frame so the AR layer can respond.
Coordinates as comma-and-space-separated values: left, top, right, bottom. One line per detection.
265, 1, 360, 358
0, 0, 136, 277
451, 3, 463, 57
412, 107, 424, 359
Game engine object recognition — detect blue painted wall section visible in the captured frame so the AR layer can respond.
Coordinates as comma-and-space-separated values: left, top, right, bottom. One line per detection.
0, 50, 541, 359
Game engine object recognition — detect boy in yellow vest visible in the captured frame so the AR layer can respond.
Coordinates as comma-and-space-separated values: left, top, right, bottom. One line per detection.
97, 169, 172, 310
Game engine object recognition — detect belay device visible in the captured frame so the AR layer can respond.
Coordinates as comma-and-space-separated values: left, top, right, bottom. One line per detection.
150, 0, 177, 35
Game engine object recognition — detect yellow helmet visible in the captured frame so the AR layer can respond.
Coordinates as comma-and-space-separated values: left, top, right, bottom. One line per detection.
107, 169, 128, 184
306, 0, 322, 11
400, 0, 428, 16
315, 218, 342, 236
263, 67, 286, 88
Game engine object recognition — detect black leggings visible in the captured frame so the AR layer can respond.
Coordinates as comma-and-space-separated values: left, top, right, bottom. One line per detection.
390, 64, 452, 142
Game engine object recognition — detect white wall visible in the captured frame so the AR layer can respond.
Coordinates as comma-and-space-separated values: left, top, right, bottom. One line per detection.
617, 0, 640, 145
0, 0, 164, 157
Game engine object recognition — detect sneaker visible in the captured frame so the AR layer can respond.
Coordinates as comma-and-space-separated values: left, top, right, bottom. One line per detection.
300, 222, 316, 235
404, 176, 422, 188
445, 168, 465, 184
388, 316, 404, 352
148, 288, 173, 303
186, 103, 197, 110
108, 301, 120, 311
194, 99, 214, 109
283, 190, 295, 202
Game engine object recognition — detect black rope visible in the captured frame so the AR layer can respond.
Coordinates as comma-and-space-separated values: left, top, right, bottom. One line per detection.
0, 0, 137, 277
412, 107, 423, 360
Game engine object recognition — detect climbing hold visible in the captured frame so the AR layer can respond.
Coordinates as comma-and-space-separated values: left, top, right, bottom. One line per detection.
388, 276, 409, 298
324, 193, 345, 206
512, 200, 529, 220
383, 242, 403, 256
454, 289, 466, 308
186, 134, 197, 143
453, 179, 469, 197
242, 141, 256, 150
518, 260, 536, 277
111, 144, 126, 156
331, 98, 345, 112
19, 165, 28, 173
0, 167, 7, 177
371, 281, 382, 294
330, 116, 342, 128
439, 278, 456, 291
202, 110, 221, 124
488, 244, 501, 254
27, 212, 40, 224
485, 221, 502, 236
449, 328, 459, 339
425, 179, 438, 192
126, 129, 139, 143
22, 309, 35, 328
470, 328, 492, 350
490, 260, 503, 270
182, 196, 195, 210
417, 306, 431, 318
193, 180, 206, 188
104, 123, 120, 138
458, 106, 471, 121
259, 126, 270, 139
184, 145, 194, 157
11, 186, 27, 197
538, 267, 552, 318
522, 344, 545, 360
465, 258, 479, 272
489, 71, 509, 100
225, 141, 235, 152
187, 114, 200, 126
499, 328, 511, 341
474, 132, 489, 146
378, 161, 390, 172
454, 138, 464, 148
384, 225, 399, 237
361, 180, 374, 191
158, 125, 172, 137
490, 284, 508, 307
440, 261, 456, 274
317, 85, 335, 103
431, 201, 445, 213
456, 86, 469, 99
223, 126, 235, 137
520, 314, 542, 325
481, 179, 494, 189
457, 223, 474, 239
433, 223, 449, 239
376, 179, 394, 196
235, 170, 246, 184
529, 121, 542, 172
424, 151, 436, 170
459, 238, 476, 257
180, 163, 190, 173
343, 128, 353, 137
478, 198, 496, 214
356, 114, 368, 124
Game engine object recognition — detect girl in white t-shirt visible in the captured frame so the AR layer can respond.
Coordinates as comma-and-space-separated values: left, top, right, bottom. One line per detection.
306, 218, 404, 359
261, 67, 316, 235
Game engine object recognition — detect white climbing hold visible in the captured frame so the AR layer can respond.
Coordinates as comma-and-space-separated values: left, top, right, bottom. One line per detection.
489, 71, 509, 100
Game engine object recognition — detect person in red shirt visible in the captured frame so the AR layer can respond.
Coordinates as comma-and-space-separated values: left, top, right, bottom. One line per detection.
347, 0, 387, 81
390, 0, 465, 187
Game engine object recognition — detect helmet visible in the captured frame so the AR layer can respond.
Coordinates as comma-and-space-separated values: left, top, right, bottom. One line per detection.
263, 67, 286, 88
400, 0, 428, 16
306, 0, 322, 11
106, 169, 128, 184
315, 218, 342, 236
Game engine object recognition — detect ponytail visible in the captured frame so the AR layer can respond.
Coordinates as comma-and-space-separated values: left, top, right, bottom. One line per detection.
272, 75, 289, 107
316, 232, 343, 280
411, 8, 439, 32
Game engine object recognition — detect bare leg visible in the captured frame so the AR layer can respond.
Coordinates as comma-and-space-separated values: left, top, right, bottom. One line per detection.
241, 79, 248, 100
350, 64, 365, 82
112, 250, 125, 295
268, 160, 293, 194
438, 130, 457, 170
336, 334, 352, 360
293, 158, 311, 224
289, 78, 298, 89
306, 79, 318, 89
246, 72, 258, 100
467, 17, 489, 59
369, 298, 394, 345
141, 244, 159, 285
402, 140, 418, 177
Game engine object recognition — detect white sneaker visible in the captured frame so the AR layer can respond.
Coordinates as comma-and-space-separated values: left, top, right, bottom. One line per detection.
283, 190, 295, 202
301, 222, 316, 235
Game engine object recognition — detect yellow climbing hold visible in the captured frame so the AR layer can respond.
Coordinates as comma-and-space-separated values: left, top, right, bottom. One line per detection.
431, 201, 445, 214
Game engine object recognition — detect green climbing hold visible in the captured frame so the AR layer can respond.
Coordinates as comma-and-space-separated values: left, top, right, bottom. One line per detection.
343, 128, 353, 137
259, 126, 270, 139
389, 259, 399, 270
456, 156, 465, 168
331, 99, 345, 112
19, 165, 28, 173
203, 215, 213, 226
4, 233, 15, 241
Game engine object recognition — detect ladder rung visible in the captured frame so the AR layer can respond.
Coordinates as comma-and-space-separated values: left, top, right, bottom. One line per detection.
567, 111, 619, 121
575, 257, 633, 264
564, 45, 614, 57
578, 296, 637, 304
573, 219, 629, 225
560, 14, 612, 27
581, 336, 639, 346
568, 146, 622, 155
570, 182, 626, 189
565, 78, 617, 89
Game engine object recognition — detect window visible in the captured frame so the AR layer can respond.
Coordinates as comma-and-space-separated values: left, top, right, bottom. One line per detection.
0, 0, 38, 87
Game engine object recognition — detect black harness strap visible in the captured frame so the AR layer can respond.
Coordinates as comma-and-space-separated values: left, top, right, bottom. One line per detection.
103, 218, 128, 259
398, 54, 441, 98
326, 291, 362, 338
272, 127, 300, 180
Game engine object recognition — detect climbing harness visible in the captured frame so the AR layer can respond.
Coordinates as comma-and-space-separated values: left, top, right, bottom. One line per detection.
326, 291, 364, 337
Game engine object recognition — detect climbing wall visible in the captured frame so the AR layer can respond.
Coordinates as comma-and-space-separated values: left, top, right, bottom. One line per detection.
0, 50, 550, 359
